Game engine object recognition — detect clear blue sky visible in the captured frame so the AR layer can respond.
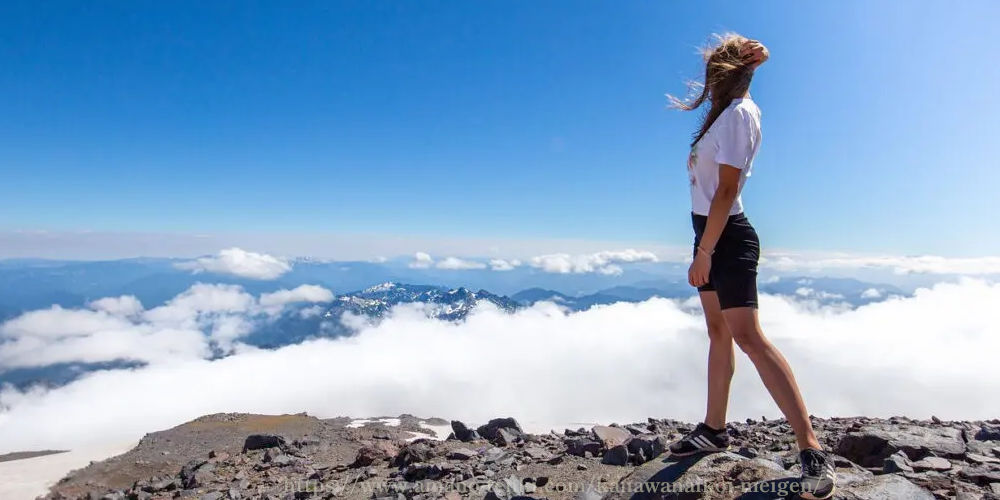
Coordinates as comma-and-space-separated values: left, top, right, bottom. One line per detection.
1, 1, 997, 256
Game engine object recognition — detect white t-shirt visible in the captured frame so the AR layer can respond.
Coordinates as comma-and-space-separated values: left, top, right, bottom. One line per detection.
687, 97, 761, 216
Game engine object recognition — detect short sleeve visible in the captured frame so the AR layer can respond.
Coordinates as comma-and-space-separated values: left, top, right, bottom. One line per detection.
713, 108, 755, 169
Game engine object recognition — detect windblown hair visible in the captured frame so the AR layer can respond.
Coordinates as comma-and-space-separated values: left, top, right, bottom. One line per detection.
668, 33, 755, 147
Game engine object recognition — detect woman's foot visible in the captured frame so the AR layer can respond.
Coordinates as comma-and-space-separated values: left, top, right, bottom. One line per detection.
799, 447, 837, 499
667, 422, 730, 457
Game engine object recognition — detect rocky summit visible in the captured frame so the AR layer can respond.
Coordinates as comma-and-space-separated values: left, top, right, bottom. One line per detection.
41, 413, 1000, 500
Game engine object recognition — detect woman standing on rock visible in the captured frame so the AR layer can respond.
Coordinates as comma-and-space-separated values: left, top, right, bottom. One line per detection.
665, 33, 836, 499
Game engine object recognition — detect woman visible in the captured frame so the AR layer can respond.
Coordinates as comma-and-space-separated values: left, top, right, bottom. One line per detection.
666, 34, 836, 499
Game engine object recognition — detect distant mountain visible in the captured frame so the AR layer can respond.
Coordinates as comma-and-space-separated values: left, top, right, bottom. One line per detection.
322, 282, 520, 321
242, 283, 520, 349
511, 285, 689, 311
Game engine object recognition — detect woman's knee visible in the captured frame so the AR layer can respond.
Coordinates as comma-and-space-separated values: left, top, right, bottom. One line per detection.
705, 316, 730, 341
732, 328, 769, 356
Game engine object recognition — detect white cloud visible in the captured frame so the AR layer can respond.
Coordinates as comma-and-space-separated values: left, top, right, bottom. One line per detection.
88, 296, 144, 318
794, 287, 845, 300
435, 257, 487, 270
0, 307, 133, 340
2, 278, 999, 453
763, 252, 1000, 276
529, 249, 658, 275
175, 248, 291, 280
0, 283, 332, 370
489, 258, 521, 271
861, 288, 882, 299
408, 252, 434, 269
259, 285, 335, 308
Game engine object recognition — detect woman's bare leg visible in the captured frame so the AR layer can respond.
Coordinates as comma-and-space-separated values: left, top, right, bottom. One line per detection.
699, 291, 735, 430
721, 306, 821, 451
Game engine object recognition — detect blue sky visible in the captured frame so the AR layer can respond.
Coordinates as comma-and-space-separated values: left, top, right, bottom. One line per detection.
1, 0, 997, 257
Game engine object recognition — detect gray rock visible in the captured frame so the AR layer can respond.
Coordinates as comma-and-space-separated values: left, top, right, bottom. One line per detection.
601, 444, 629, 466
450, 420, 480, 442
969, 453, 1000, 465
842, 474, 935, 500
522, 446, 553, 461
351, 445, 388, 467
592, 425, 631, 449
477, 418, 524, 442
402, 463, 447, 481
883, 451, 914, 473
977, 425, 1000, 441
566, 437, 602, 458
627, 435, 668, 464
483, 475, 525, 500
179, 459, 210, 489
447, 448, 478, 460
200, 493, 223, 500
911, 456, 952, 472
393, 441, 436, 466
836, 425, 966, 466
241, 434, 287, 452
482, 446, 507, 464
605, 452, 779, 499
496, 427, 524, 446
960, 467, 1000, 485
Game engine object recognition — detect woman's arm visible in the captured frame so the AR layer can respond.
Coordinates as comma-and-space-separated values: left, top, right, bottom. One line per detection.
688, 165, 741, 287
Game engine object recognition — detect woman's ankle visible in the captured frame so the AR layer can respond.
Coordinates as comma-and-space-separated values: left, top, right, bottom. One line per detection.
797, 437, 823, 452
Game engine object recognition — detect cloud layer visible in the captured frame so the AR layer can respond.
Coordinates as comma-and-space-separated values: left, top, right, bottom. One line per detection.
1, 278, 998, 453
0, 284, 334, 369
407, 249, 657, 275
761, 252, 1000, 276
175, 248, 292, 280
529, 249, 658, 275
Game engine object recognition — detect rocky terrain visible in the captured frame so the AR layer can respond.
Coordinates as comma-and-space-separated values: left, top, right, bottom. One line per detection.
40, 413, 1000, 500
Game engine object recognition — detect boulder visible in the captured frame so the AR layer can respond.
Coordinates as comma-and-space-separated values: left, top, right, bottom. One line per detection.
565, 437, 603, 457
402, 463, 448, 481
393, 441, 437, 466
836, 425, 966, 467
496, 427, 524, 446
883, 451, 914, 473
601, 444, 629, 466
451, 420, 480, 442
605, 452, 785, 499
627, 435, 669, 465
350, 445, 387, 467
593, 425, 632, 449
976, 425, 1000, 441
959, 467, 1000, 485
242, 434, 287, 453
606, 450, 935, 500
911, 456, 952, 472
447, 448, 478, 461
477, 418, 524, 442
178, 459, 209, 489
844, 474, 935, 500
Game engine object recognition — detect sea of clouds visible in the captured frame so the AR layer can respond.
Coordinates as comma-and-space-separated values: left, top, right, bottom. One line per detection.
0, 278, 998, 453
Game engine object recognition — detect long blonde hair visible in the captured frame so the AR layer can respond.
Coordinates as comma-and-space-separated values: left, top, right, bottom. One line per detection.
668, 33, 755, 147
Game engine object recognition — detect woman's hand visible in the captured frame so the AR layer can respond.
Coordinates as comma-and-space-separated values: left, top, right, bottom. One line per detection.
741, 39, 769, 69
688, 251, 712, 287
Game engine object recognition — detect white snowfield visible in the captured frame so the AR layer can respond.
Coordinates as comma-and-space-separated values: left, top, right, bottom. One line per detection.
0, 441, 136, 500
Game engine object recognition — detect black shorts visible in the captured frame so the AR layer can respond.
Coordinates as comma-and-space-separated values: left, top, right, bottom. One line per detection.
692, 212, 760, 309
